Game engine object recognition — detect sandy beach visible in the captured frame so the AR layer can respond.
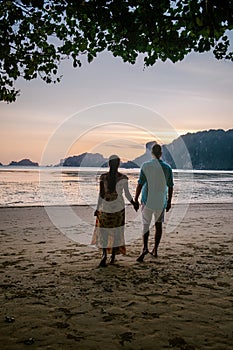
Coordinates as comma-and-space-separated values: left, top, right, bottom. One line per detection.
0, 203, 232, 349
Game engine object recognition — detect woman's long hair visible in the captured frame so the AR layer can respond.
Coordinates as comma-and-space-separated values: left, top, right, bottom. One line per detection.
107, 155, 120, 193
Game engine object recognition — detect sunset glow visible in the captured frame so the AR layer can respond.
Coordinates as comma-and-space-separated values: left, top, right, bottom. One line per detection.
1, 50, 232, 165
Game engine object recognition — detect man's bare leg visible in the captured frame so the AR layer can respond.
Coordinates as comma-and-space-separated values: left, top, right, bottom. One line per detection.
150, 222, 162, 257
136, 231, 149, 262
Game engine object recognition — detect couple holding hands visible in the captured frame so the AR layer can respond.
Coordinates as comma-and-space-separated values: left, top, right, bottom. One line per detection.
92, 143, 174, 267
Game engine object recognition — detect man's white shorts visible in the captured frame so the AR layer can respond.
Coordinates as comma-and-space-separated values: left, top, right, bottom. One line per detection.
141, 204, 165, 234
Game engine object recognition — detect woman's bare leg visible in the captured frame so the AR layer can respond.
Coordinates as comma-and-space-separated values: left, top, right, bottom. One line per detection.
110, 248, 116, 264
99, 248, 107, 267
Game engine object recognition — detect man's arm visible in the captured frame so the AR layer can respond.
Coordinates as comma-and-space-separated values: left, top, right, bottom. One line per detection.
133, 183, 142, 211
134, 167, 145, 210
135, 183, 142, 203
166, 186, 173, 212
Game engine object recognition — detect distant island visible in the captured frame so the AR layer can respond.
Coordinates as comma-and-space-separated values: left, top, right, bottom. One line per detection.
8, 159, 39, 167
1, 129, 233, 170
61, 129, 233, 170
164, 129, 233, 170
61, 152, 107, 167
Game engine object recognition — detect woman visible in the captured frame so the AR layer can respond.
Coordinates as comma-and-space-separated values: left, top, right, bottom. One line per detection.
92, 155, 138, 267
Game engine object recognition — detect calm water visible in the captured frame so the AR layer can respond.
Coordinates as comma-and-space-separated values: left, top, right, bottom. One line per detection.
0, 167, 233, 207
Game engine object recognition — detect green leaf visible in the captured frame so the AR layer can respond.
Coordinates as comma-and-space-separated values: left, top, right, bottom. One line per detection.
1, 0, 232, 102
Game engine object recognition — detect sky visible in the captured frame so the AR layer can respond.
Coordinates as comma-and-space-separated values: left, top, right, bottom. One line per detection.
1, 46, 233, 165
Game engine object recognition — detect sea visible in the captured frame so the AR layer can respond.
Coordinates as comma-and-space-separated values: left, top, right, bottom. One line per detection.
0, 167, 233, 207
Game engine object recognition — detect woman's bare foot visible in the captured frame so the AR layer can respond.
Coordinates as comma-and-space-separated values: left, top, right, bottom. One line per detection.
109, 255, 115, 264
99, 257, 107, 267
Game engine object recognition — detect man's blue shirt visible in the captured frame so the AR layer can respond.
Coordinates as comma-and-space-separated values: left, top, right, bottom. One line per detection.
138, 158, 174, 210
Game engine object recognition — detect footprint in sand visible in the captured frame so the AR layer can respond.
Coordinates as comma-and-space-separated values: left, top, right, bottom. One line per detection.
119, 332, 134, 346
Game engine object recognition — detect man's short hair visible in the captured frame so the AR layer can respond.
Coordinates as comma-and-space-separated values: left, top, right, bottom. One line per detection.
152, 144, 162, 158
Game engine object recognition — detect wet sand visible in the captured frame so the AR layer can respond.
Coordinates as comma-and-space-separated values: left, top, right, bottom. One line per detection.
0, 203, 232, 349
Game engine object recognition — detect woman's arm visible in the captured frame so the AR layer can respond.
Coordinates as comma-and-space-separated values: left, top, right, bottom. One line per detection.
123, 178, 139, 211
95, 179, 104, 214
123, 178, 133, 203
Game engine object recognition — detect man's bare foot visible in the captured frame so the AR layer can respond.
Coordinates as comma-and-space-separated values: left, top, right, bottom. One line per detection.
149, 248, 158, 258
136, 248, 149, 262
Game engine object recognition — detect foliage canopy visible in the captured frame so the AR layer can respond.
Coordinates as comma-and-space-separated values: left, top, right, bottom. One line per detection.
1, 0, 233, 102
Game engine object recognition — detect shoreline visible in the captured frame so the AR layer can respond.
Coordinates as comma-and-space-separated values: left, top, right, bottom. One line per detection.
1, 201, 233, 209
1, 165, 233, 171
0, 203, 232, 349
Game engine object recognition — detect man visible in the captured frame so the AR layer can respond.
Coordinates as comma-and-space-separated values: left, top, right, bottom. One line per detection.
135, 143, 174, 262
